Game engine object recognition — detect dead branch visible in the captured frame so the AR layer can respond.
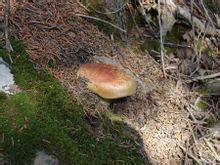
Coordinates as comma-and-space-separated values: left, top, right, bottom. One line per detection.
89, 1, 128, 15
187, 72, 220, 82
136, 0, 157, 37
136, 0, 220, 36
204, 138, 220, 161
179, 144, 202, 164
177, 6, 220, 36
158, 0, 166, 77
75, 14, 127, 33
2, 0, 13, 63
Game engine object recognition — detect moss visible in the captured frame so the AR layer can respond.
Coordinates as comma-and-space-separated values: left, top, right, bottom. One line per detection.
81, 0, 116, 36
204, 115, 216, 127
196, 99, 208, 111
0, 92, 7, 101
80, 0, 129, 41
0, 40, 145, 164
164, 46, 175, 54
139, 38, 177, 56
47, 59, 57, 68
139, 38, 160, 52
195, 39, 207, 53
167, 23, 188, 41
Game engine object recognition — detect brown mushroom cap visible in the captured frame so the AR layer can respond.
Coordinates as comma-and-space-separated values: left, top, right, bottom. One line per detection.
77, 63, 137, 99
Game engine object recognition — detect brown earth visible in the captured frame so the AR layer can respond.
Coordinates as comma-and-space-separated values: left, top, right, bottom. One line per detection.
10, 0, 197, 164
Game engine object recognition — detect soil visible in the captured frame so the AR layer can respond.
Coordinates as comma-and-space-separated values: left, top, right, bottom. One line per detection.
9, 0, 217, 164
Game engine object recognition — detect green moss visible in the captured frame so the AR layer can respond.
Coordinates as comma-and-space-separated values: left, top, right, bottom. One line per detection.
139, 38, 176, 55
80, 0, 130, 41
166, 24, 186, 43
139, 38, 160, 52
0, 92, 7, 101
164, 46, 175, 54
204, 115, 216, 127
196, 100, 208, 111
80, 0, 116, 35
0, 40, 145, 164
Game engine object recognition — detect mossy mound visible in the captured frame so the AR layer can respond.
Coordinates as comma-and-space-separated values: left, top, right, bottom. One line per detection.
0, 40, 145, 164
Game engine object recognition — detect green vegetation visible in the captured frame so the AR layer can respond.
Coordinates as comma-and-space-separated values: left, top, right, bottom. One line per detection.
139, 38, 160, 52
165, 24, 184, 44
81, 0, 117, 36
0, 40, 145, 164
139, 24, 187, 54
196, 99, 208, 111
80, 0, 130, 41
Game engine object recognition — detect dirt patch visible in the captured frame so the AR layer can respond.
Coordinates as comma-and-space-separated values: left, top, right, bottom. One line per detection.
10, 0, 196, 164
51, 46, 191, 164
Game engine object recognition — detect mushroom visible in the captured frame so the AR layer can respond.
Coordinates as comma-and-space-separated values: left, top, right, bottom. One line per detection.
77, 63, 137, 100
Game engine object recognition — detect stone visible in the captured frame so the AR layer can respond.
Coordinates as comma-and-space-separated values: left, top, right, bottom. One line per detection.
34, 151, 59, 165
0, 57, 17, 94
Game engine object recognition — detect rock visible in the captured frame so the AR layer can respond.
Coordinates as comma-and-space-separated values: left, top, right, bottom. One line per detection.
0, 57, 19, 94
178, 59, 197, 75
34, 151, 59, 165
175, 47, 193, 59
206, 79, 220, 95
210, 123, 220, 139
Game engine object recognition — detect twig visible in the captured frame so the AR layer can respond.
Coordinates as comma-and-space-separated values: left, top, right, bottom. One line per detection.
127, 4, 142, 39
89, 1, 128, 15
0, 57, 11, 68
190, 0, 195, 38
3, 0, 13, 63
164, 42, 191, 48
190, 0, 198, 65
187, 107, 201, 124
137, 0, 157, 38
179, 144, 202, 164
186, 119, 200, 153
177, 6, 220, 36
158, 0, 166, 77
200, 0, 215, 29
75, 14, 127, 33
204, 138, 220, 161
76, 0, 90, 12
184, 139, 189, 165
187, 72, 220, 82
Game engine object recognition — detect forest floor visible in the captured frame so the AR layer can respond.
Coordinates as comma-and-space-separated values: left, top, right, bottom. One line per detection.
0, 0, 219, 164
0, 40, 146, 164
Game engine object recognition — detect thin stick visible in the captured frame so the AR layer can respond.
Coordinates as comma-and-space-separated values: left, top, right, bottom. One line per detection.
204, 138, 220, 161
138, 0, 157, 38
190, 0, 198, 63
3, 0, 13, 63
76, 0, 90, 12
190, 0, 195, 37
179, 144, 202, 164
184, 139, 189, 165
75, 14, 127, 33
158, 0, 166, 77
127, 4, 142, 39
200, 0, 215, 28
89, 1, 128, 15
187, 72, 220, 82
164, 42, 191, 48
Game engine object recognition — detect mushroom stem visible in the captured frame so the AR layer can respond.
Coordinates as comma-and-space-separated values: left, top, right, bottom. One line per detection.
100, 98, 111, 108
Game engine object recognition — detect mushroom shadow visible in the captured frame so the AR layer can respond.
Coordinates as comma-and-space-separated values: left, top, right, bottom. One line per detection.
85, 110, 151, 164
